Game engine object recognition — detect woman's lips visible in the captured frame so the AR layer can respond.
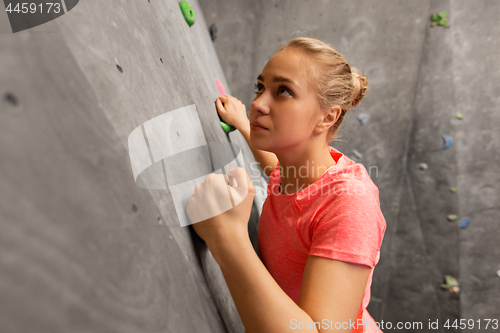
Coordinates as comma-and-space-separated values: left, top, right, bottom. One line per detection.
250, 124, 268, 131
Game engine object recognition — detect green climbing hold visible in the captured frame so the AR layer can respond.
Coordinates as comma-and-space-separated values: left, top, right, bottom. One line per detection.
431, 10, 450, 28
370, 296, 382, 304
447, 214, 458, 221
440, 275, 460, 293
220, 121, 236, 134
449, 187, 457, 193
456, 113, 463, 120
179, 1, 195, 26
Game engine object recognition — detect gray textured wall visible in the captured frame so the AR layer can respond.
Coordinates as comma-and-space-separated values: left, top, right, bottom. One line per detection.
0, 0, 267, 332
199, 0, 500, 331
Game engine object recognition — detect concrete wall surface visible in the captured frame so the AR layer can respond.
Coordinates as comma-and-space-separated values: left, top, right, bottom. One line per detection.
0, 0, 269, 332
199, 0, 500, 331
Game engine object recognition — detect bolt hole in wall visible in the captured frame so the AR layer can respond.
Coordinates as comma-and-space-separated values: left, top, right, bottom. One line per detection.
4, 92, 18, 106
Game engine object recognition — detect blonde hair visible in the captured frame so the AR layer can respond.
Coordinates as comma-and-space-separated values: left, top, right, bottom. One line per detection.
276, 37, 368, 143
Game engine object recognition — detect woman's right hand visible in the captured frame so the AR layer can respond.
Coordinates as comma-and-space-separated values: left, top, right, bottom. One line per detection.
216, 95, 249, 132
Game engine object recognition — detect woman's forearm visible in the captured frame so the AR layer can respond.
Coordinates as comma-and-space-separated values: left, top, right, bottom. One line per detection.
239, 123, 279, 178
210, 233, 318, 333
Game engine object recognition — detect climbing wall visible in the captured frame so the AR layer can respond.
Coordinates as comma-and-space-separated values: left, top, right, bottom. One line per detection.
200, 0, 500, 331
0, 1, 268, 332
450, 0, 500, 324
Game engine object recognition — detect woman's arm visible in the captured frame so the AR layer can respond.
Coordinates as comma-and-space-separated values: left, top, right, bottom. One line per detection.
216, 95, 278, 177
299, 256, 371, 332
211, 232, 370, 333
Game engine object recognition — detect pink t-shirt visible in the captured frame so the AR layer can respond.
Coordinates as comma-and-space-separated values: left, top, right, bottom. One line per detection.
257, 146, 386, 333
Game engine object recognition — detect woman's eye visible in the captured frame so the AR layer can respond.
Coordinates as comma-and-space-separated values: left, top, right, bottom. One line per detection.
278, 86, 292, 96
254, 84, 291, 96
254, 83, 264, 94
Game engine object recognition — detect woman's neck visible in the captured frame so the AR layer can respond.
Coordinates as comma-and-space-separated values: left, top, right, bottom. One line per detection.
275, 145, 336, 195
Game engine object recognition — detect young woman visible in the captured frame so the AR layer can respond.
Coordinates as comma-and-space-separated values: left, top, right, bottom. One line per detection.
187, 37, 386, 333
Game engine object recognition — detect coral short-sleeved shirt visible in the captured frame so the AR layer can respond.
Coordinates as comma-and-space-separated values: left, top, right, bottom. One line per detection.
257, 146, 386, 333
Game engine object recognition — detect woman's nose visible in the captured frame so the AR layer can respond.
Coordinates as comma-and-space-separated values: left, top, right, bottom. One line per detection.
251, 94, 270, 115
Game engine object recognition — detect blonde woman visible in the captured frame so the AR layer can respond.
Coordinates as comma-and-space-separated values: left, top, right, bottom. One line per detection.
188, 37, 386, 333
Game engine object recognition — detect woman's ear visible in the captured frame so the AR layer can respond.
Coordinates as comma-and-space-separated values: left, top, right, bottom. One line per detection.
326, 106, 342, 126
314, 106, 342, 134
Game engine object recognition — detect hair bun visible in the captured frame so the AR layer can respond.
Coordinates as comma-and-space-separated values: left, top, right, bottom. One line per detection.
351, 68, 368, 108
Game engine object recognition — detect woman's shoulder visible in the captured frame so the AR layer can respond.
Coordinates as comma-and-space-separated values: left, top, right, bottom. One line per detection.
322, 154, 379, 196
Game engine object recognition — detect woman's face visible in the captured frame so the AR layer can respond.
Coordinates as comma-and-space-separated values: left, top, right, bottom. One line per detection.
249, 48, 325, 153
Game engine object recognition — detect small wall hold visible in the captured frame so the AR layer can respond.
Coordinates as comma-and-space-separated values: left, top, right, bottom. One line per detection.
442, 135, 453, 149
370, 296, 382, 304
179, 1, 195, 26
459, 216, 470, 228
440, 275, 459, 293
132, 204, 138, 213
456, 113, 463, 120
209, 23, 218, 41
447, 214, 458, 221
352, 149, 362, 159
357, 113, 368, 125
418, 162, 428, 170
449, 187, 457, 193
215, 79, 236, 134
220, 122, 236, 134
115, 57, 123, 73
497, 269, 500, 278
215, 78, 226, 96
431, 11, 450, 28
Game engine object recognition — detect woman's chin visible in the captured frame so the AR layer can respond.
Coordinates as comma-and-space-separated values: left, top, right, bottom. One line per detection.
250, 137, 271, 152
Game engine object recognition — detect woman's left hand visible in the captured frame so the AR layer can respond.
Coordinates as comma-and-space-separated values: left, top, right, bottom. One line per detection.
186, 167, 255, 255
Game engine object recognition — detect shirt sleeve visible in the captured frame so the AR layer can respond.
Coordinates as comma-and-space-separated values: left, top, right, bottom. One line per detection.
308, 177, 386, 268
